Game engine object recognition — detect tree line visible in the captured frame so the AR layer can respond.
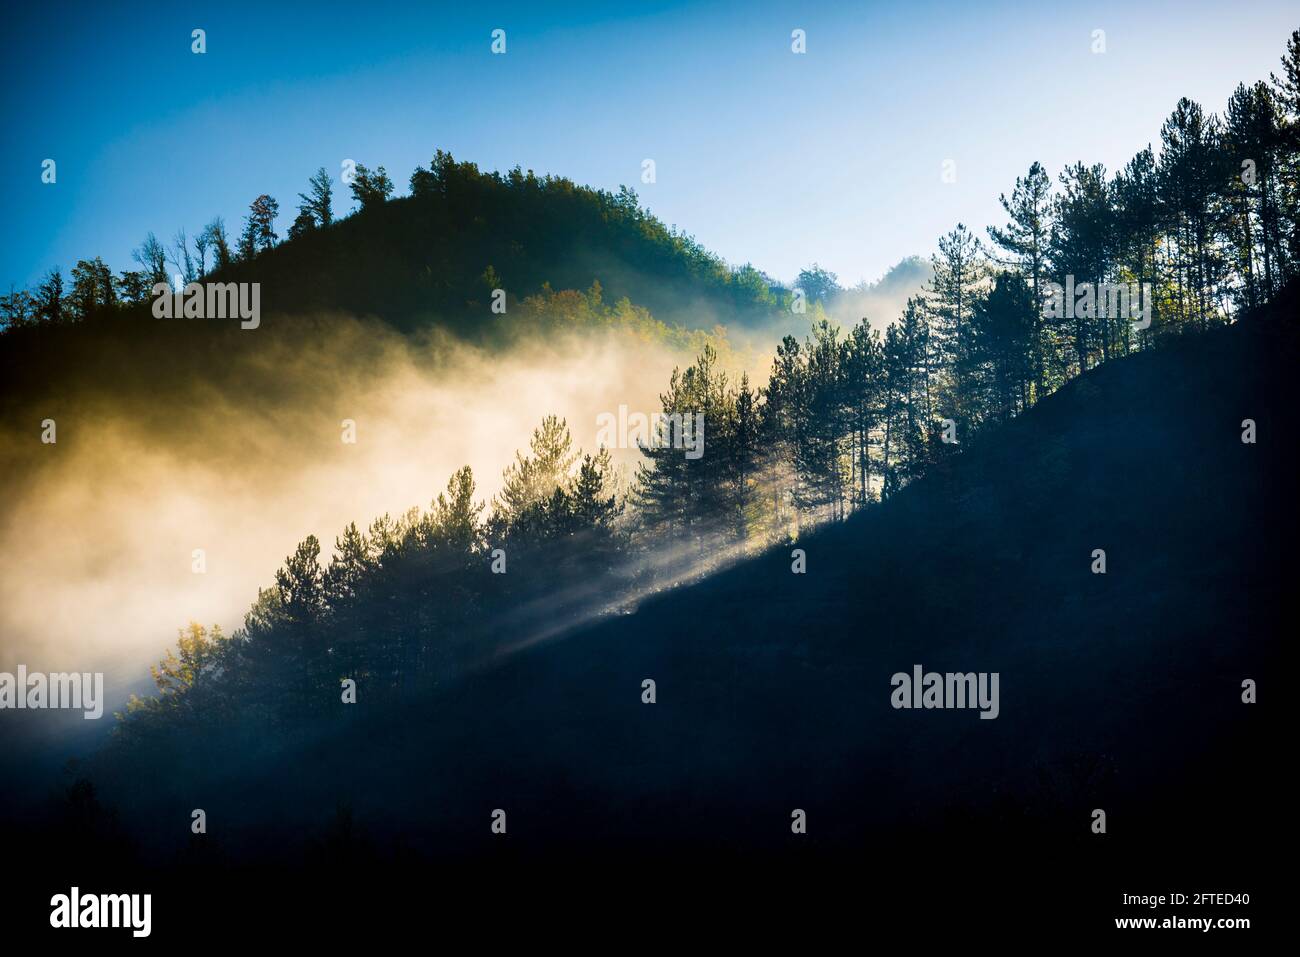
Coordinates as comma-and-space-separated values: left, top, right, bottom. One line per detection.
0, 162, 399, 328
639, 30, 1300, 532
1, 150, 785, 333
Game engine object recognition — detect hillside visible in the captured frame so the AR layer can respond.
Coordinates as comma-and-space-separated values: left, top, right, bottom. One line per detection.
15, 284, 1292, 934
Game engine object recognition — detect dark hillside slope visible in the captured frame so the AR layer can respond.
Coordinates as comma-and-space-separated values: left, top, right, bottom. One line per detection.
433, 291, 1292, 868
17, 289, 1294, 934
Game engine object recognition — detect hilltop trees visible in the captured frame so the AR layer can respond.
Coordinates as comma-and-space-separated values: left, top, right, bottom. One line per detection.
69, 258, 117, 318
8, 29, 1298, 340
987, 162, 1052, 397
299, 168, 335, 230
349, 164, 394, 211
237, 194, 280, 260
167, 229, 198, 286
1158, 99, 1227, 330
132, 233, 168, 289
928, 224, 985, 424
203, 218, 233, 273
409, 148, 466, 198
619, 25, 1300, 534
1111, 147, 1162, 348
1224, 81, 1288, 308
34, 269, 65, 324
1, 151, 790, 333
288, 210, 317, 239
1277, 32, 1300, 280
1051, 162, 1116, 369
0, 287, 34, 330
795, 264, 840, 307
966, 272, 1036, 425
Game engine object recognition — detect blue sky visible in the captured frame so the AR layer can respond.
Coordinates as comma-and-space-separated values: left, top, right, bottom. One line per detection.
2, 0, 1295, 293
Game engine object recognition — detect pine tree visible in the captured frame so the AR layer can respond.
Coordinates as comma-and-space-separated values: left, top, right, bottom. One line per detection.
842, 320, 883, 508
299, 167, 334, 229
1225, 82, 1287, 305
243, 535, 326, 717
789, 319, 848, 520
240, 194, 280, 259
1157, 100, 1226, 330
758, 335, 803, 539
968, 272, 1036, 426
34, 268, 65, 324
324, 523, 373, 683
1051, 163, 1116, 370
493, 416, 580, 540
1113, 147, 1162, 352
928, 224, 984, 427
1270, 30, 1300, 280
633, 344, 732, 554
986, 162, 1052, 398
726, 374, 767, 542
430, 466, 484, 555
882, 310, 928, 491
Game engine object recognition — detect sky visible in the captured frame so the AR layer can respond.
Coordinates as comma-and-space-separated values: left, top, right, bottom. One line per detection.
1, 0, 1295, 293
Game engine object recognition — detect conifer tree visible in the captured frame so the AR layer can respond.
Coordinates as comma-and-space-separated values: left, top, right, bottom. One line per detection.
987, 162, 1052, 397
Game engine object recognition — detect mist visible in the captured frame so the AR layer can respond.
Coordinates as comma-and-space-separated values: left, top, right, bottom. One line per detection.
0, 314, 707, 708
828, 256, 932, 333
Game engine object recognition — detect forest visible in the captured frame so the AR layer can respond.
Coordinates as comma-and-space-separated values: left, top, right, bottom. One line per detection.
59, 30, 1297, 751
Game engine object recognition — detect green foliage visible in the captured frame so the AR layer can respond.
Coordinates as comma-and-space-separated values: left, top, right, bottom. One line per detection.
795, 263, 840, 305
492, 415, 581, 528
633, 344, 744, 544
123, 623, 234, 728
511, 281, 728, 355
68, 257, 117, 318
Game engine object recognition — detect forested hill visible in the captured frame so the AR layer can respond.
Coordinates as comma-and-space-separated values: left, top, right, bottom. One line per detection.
0, 151, 785, 346
235, 157, 785, 333
32, 282, 1292, 928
